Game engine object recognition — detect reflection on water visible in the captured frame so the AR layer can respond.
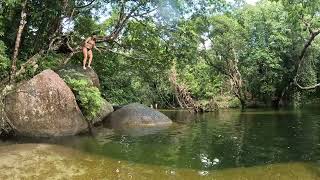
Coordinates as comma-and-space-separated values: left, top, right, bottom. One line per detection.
112, 126, 172, 137
78, 109, 320, 171
1, 108, 320, 178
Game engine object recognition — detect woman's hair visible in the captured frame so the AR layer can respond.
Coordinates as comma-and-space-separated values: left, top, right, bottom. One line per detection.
92, 33, 97, 41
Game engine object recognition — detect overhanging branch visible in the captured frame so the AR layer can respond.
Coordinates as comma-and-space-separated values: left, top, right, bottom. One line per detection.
75, 0, 96, 9
96, 1, 144, 43
293, 23, 320, 90
294, 78, 320, 90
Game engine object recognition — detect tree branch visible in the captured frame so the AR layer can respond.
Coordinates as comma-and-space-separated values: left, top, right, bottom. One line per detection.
100, 46, 153, 61
75, 0, 96, 9
133, 7, 158, 17
293, 26, 320, 90
294, 77, 320, 90
298, 30, 320, 61
97, 1, 144, 43
0, 51, 44, 87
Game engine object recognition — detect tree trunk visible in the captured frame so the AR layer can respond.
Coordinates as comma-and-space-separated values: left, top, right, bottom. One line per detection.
228, 48, 247, 109
10, 0, 28, 83
240, 98, 246, 110
169, 62, 200, 112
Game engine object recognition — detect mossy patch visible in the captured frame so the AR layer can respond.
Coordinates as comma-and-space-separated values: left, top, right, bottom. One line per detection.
58, 68, 103, 120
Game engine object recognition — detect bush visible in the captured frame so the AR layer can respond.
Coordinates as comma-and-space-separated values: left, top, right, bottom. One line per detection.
59, 69, 103, 120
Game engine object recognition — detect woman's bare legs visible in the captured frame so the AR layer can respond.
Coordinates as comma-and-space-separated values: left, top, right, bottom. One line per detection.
88, 50, 93, 68
82, 47, 88, 69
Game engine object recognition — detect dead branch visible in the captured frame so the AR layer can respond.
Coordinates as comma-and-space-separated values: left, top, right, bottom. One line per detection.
169, 62, 201, 112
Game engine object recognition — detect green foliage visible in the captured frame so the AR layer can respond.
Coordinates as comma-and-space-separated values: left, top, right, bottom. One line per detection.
14, 53, 64, 82
179, 60, 224, 100
0, 4, 10, 81
0, 2, 10, 81
0, 41, 10, 81
36, 53, 64, 72
2, 0, 320, 109
59, 69, 103, 120
237, 1, 293, 99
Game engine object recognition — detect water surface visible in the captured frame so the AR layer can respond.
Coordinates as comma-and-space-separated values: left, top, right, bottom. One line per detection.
1, 108, 320, 179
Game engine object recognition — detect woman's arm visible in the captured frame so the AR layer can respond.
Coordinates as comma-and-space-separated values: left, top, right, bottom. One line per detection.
94, 45, 101, 53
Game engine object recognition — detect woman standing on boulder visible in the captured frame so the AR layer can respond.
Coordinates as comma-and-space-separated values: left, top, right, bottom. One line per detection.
82, 33, 101, 70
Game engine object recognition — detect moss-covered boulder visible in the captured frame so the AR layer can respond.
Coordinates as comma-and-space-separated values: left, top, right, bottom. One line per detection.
58, 66, 100, 89
81, 68, 100, 89
107, 103, 172, 128
4, 70, 88, 137
58, 67, 113, 124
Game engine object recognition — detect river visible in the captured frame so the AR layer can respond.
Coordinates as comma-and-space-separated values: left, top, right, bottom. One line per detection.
0, 108, 320, 179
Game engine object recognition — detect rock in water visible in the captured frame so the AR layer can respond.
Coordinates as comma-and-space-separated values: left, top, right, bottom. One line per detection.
107, 103, 172, 128
4, 70, 88, 137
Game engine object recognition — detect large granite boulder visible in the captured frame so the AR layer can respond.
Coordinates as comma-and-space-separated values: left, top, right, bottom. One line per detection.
107, 103, 172, 128
4, 70, 88, 137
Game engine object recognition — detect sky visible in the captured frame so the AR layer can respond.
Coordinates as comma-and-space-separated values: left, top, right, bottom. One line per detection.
63, 0, 260, 33
246, 0, 259, 5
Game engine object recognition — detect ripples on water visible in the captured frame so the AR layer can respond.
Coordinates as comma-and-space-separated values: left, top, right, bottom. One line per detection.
1, 108, 320, 178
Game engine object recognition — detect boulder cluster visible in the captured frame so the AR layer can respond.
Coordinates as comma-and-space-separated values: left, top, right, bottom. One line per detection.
3, 68, 172, 137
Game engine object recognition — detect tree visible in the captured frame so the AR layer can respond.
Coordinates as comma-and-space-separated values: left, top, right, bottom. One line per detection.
276, 0, 320, 90
10, 0, 27, 82
204, 15, 248, 108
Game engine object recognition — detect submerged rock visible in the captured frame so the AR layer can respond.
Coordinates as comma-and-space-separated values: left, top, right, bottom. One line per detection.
4, 70, 88, 137
0, 143, 318, 179
113, 126, 171, 136
107, 103, 172, 128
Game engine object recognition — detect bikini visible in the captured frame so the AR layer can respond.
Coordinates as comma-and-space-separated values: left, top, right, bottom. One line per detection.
85, 39, 95, 51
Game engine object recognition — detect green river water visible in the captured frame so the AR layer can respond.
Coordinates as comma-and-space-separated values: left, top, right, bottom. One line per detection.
1, 108, 320, 179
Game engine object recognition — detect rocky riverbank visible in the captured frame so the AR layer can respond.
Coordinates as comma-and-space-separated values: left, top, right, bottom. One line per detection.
0, 68, 172, 137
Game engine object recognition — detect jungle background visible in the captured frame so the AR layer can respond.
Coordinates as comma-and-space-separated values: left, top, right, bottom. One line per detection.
1, 0, 320, 110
